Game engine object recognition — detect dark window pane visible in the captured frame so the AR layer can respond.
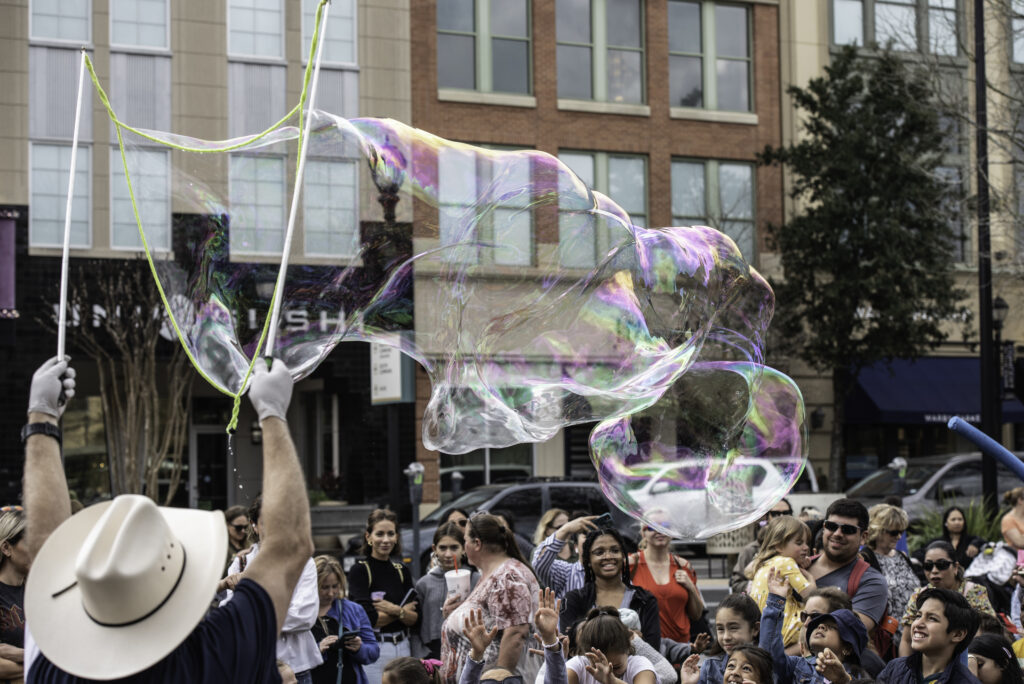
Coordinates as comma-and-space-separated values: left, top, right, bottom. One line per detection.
716, 59, 749, 111
607, 49, 642, 103
557, 0, 591, 44
492, 39, 530, 93
607, 0, 642, 48
438, 0, 475, 33
668, 1, 701, 53
438, 34, 476, 89
491, 0, 528, 38
670, 55, 702, 107
715, 5, 748, 58
558, 44, 592, 99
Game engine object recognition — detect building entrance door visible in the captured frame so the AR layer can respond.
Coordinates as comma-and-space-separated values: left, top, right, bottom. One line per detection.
189, 427, 232, 510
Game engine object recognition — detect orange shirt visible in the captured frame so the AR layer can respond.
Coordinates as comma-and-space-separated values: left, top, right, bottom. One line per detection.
630, 551, 696, 642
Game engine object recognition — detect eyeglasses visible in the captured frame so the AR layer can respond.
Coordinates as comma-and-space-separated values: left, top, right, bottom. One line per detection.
800, 610, 824, 623
767, 509, 793, 518
452, 519, 469, 527
885, 529, 905, 537
823, 520, 860, 536
230, 524, 248, 533
923, 559, 954, 572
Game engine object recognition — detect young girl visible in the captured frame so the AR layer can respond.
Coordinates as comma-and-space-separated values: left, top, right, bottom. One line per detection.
682, 644, 773, 684
746, 515, 815, 649
381, 657, 442, 684
564, 609, 657, 684
696, 594, 761, 684
412, 522, 479, 659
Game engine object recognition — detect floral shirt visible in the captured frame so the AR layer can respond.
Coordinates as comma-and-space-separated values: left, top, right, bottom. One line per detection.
877, 551, 919, 639
440, 558, 540, 683
901, 579, 995, 629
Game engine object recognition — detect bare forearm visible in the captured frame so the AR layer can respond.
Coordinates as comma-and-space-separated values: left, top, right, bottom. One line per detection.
685, 585, 704, 621
497, 625, 528, 669
258, 417, 313, 561
400, 607, 418, 627
24, 412, 71, 560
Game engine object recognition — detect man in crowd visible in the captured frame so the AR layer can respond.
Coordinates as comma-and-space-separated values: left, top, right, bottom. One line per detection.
20, 355, 313, 682
808, 498, 889, 635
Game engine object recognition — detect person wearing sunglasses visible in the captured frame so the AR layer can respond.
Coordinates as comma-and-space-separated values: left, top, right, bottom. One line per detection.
807, 499, 889, 638
863, 503, 917, 658
898, 540, 994, 657
223, 504, 251, 570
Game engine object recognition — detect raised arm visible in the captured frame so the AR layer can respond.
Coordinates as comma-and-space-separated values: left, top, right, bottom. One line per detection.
532, 516, 595, 594
24, 357, 76, 560
240, 359, 315, 634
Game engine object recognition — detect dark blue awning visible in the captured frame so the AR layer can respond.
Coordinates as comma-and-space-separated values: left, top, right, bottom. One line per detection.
845, 357, 1024, 425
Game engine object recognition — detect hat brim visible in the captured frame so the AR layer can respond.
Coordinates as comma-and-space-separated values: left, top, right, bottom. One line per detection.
25, 501, 227, 680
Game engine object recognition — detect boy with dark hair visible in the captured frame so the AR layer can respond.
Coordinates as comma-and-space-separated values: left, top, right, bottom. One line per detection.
877, 587, 981, 684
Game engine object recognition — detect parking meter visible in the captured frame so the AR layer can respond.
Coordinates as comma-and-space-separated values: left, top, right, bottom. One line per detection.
451, 470, 464, 500
404, 462, 425, 576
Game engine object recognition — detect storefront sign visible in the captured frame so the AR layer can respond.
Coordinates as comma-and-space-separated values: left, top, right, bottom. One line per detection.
371, 336, 415, 405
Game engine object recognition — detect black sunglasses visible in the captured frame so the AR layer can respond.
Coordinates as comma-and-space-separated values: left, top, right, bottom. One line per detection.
823, 520, 860, 536
230, 524, 248, 533
767, 510, 793, 518
885, 529, 905, 537
923, 559, 954, 572
800, 610, 823, 623
452, 519, 468, 527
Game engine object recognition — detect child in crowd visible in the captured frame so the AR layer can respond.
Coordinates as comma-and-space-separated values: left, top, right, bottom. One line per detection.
747, 516, 816, 649
412, 522, 479, 659
681, 645, 773, 684
381, 656, 443, 684
877, 587, 980, 684
968, 634, 1024, 684
697, 594, 761, 684
761, 566, 868, 684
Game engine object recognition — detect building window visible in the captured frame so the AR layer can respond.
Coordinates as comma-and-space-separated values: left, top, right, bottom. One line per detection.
31, 0, 91, 42
1014, 0, 1024, 63
832, 0, 958, 56
937, 165, 968, 262
556, 0, 645, 104
229, 155, 286, 255
439, 444, 534, 502
558, 151, 647, 268
437, 0, 531, 94
668, 1, 751, 111
110, 0, 169, 49
302, 0, 356, 64
30, 143, 91, 248
111, 147, 171, 251
228, 0, 284, 59
671, 159, 755, 260
304, 159, 359, 257
438, 147, 534, 265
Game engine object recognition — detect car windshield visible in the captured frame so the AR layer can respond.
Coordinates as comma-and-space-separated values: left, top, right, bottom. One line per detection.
422, 488, 499, 524
846, 464, 938, 497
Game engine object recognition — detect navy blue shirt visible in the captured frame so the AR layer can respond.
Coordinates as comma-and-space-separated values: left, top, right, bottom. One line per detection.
27, 579, 281, 683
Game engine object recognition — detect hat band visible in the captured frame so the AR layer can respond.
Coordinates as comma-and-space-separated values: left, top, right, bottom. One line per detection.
56, 547, 188, 629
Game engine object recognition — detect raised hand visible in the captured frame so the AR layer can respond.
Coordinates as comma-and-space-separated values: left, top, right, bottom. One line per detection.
584, 648, 616, 684
691, 632, 711, 654
534, 588, 561, 644
248, 358, 293, 421
557, 515, 598, 541
766, 565, 789, 598
814, 647, 851, 684
28, 356, 76, 418
462, 608, 498, 662
680, 654, 701, 684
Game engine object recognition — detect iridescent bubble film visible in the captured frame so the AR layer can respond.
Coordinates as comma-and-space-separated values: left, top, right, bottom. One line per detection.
109, 106, 807, 540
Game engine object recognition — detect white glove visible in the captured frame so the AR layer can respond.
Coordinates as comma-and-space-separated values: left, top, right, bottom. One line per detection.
28, 356, 76, 418
248, 358, 292, 421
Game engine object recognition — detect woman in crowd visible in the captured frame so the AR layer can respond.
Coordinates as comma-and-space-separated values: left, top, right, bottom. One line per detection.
912, 506, 982, 569
630, 523, 704, 645
412, 522, 479, 659
0, 510, 27, 682
561, 528, 661, 650
223, 504, 250, 568
1003, 488, 1024, 550
898, 540, 995, 657
865, 504, 917, 650
746, 515, 813, 650
443, 508, 470, 530
440, 513, 540, 683
534, 508, 573, 561
968, 634, 1024, 684
347, 509, 419, 682
310, 555, 379, 684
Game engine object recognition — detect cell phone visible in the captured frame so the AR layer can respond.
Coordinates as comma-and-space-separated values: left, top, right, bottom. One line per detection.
340, 629, 357, 643
1017, 548, 1024, 566
594, 512, 614, 529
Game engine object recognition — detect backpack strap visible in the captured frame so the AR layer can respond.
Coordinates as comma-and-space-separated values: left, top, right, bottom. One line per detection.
847, 557, 870, 597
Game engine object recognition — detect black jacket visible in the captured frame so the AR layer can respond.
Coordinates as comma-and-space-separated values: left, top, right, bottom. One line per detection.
559, 583, 661, 651
877, 652, 981, 684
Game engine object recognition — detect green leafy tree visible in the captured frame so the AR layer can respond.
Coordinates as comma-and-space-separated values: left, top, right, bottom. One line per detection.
760, 47, 969, 490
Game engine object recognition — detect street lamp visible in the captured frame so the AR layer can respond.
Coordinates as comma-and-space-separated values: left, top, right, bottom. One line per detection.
994, 296, 1009, 332
982, 296, 1009, 515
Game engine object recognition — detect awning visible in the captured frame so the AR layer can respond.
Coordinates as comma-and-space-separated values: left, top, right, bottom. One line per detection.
845, 357, 1024, 425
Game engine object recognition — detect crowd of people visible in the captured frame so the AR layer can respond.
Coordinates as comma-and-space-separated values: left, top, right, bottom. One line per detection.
13, 355, 1024, 684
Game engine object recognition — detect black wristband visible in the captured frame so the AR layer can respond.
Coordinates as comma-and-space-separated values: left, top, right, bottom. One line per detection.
21, 422, 62, 447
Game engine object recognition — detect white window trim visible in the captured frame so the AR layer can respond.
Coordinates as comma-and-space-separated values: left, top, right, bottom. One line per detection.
300, 0, 359, 69
108, 146, 173, 253
228, 153, 290, 258
302, 157, 361, 258
28, 0, 93, 45
29, 141, 94, 249
226, 0, 286, 62
108, 0, 171, 52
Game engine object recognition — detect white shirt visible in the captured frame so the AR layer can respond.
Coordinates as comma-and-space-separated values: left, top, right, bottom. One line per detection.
221, 544, 322, 673
564, 654, 656, 684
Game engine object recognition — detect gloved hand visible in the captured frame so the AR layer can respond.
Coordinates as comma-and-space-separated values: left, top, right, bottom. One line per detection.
249, 358, 292, 422
28, 356, 77, 418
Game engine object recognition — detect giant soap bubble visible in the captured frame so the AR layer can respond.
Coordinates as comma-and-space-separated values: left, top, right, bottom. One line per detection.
94, 65, 806, 540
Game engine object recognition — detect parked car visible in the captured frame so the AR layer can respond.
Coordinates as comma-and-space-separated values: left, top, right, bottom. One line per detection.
845, 451, 1024, 522
398, 478, 639, 576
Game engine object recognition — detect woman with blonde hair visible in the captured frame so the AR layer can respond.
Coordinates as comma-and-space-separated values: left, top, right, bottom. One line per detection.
310, 555, 379, 684
1003, 487, 1024, 549
745, 515, 815, 650
865, 503, 916, 650
533, 508, 572, 561
0, 510, 28, 680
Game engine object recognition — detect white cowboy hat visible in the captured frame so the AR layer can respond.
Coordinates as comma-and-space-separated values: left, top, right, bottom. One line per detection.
25, 495, 227, 680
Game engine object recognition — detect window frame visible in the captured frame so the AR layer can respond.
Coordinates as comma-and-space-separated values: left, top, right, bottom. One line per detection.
302, 156, 361, 258
556, 0, 646, 104
109, 0, 171, 52
109, 145, 173, 253
437, 0, 534, 95
1011, 0, 1024, 65
29, 141, 93, 249
228, 153, 289, 257
29, 0, 93, 45
226, 0, 286, 62
300, 0, 358, 68
668, 0, 753, 112
671, 157, 757, 261
830, 0, 962, 57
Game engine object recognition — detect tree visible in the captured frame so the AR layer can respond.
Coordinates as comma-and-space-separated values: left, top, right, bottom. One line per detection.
760, 47, 969, 490
51, 259, 194, 504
